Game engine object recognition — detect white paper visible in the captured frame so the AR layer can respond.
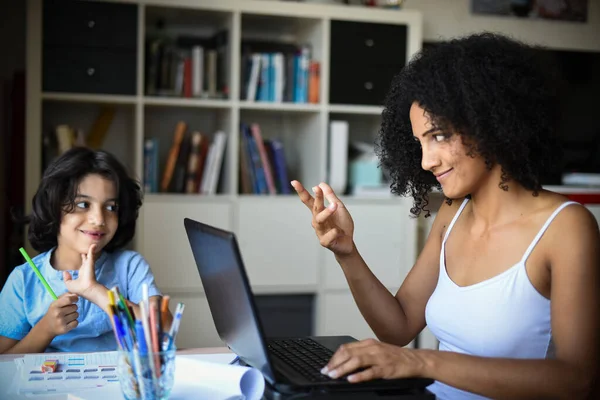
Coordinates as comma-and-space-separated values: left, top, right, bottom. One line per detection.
15, 352, 119, 395
169, 355, 265, 400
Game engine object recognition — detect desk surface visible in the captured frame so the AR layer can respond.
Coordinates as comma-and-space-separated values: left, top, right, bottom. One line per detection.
1, 348, 434, 400
0, 347, 234, 400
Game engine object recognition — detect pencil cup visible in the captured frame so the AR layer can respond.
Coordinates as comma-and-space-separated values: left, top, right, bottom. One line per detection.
117, 348, 176, 400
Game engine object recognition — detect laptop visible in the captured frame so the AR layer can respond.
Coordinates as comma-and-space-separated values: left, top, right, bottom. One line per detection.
183, 218, 433, 395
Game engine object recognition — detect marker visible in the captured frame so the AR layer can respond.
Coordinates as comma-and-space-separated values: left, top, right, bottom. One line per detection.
167, 303, 185, 350
19, 247, 57, 300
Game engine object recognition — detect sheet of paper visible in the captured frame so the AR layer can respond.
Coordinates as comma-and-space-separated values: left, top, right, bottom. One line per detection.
16, 352, 120, 396
170, 355, 264, 400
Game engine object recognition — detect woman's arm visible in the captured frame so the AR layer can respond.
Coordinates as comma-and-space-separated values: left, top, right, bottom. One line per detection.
338, 198, 458, 347
325, 204, 600, 399
419, 350, 592, 399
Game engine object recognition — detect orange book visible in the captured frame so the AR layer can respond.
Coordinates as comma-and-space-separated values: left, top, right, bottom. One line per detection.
160, 121, 187, 192
308, 61, 320, 104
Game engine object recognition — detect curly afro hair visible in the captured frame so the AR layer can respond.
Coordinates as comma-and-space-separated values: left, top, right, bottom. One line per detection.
376, 32, 562, 217
26, 147, 143, 253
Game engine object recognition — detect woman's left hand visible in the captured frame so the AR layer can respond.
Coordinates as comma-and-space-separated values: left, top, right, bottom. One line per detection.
322, 338, 427, 383
64, 244, 100, 299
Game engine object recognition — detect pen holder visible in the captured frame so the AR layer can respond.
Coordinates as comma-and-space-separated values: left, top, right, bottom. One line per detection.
117, 348, 176, 400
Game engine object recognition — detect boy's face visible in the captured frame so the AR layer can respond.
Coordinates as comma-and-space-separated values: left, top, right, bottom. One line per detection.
410, 102, 489, 199
57, 173, 119, 256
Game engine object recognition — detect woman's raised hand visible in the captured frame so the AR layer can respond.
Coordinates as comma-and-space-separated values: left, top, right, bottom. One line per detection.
291, 180, 355, 256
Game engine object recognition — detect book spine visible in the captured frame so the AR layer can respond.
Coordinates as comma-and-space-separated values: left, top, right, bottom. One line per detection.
192, 46, 204, 97
271, 139, 290, 194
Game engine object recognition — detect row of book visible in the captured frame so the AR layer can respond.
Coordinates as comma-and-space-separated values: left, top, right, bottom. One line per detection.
239, 123, 291, 195
144, 122, 227, 195
145, 31, 228, 99
42, 107, 115, 171
241, 41, 319, 104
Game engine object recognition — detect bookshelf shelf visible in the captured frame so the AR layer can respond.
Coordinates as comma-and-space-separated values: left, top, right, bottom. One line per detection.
144, 193, 236, 203
239, 101, 321, 112
41, 92, 137, 105
143, 97, 232, 108
328, 104, 384, 115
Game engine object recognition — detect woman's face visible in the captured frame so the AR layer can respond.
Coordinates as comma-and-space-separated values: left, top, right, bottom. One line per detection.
410, 102, 489, 199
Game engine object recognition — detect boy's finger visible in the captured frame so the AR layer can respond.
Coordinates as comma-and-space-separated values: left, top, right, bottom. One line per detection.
59, 293, 79, 304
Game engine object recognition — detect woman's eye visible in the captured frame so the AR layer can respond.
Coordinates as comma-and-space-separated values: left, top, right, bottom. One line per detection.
106, 204, 118, 212
434, 134, 446, 142
76, 202, 89, 209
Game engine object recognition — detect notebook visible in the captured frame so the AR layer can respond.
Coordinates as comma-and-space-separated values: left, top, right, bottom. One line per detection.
183, 218, 433, 395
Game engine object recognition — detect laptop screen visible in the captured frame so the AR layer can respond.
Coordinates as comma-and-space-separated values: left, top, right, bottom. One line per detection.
183, 218, 276, 382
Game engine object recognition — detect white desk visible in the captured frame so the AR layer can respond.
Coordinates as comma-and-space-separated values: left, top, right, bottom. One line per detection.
0, 347, 234, 400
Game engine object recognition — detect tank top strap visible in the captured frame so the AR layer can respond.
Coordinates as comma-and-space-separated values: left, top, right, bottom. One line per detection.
442, 198, 470, 245
521, 201, 579, 264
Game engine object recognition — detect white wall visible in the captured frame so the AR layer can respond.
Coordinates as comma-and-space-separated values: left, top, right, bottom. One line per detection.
402, 0, 600, 51
263, 0, 600, 51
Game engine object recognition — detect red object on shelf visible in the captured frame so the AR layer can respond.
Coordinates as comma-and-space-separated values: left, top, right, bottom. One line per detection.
564, 193, 600, 205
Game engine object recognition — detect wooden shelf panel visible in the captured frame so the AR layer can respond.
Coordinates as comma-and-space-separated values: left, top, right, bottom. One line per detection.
239, 101, 321, 112
144, 97, 232, 108
42, 92, 137, 104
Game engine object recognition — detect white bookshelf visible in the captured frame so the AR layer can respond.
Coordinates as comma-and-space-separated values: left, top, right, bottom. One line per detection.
26, 0, 425, 349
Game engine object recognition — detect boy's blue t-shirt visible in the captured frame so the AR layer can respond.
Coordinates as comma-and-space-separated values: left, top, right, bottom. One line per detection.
0, 248, 161, 352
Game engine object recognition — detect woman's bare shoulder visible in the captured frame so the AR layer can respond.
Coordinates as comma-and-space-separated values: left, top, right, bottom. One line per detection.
541, 191, 600, 248
428, 197, 468, 240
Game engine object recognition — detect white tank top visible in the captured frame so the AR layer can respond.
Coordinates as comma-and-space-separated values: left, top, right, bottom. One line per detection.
424, 198, 578, 400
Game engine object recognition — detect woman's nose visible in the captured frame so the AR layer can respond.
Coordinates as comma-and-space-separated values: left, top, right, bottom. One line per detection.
421, 147, 441, 172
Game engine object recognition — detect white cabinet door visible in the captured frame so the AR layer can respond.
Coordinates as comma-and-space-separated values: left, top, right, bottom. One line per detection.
317, 291, 414, 348
168, 294, 223, 349
237, 198, 320, 288
141, 198, 233, 292
323, 199, 418, 289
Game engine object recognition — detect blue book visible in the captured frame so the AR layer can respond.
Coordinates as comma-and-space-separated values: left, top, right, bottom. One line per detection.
240, 124, 257, 193
257, 53, 271, 102
244, 126, 268, 194
144, 138, 158, 193
270, 139, 290, 194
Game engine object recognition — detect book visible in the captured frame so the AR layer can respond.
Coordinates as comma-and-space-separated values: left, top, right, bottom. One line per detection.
161, 121, 187, 192
269, 139, 291, 194
171, 129, 191, 193
87, 106, 115, 149
250, 123, 276, 195
205, 131, 227, 195
144, 138, 159, 193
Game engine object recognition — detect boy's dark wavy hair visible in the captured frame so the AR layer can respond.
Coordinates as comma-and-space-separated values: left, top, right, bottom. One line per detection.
376, 32, 562, 217
25, 147, 143, 252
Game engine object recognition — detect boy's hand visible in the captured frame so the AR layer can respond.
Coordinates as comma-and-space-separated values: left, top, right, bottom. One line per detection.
64, 244, 99, 299
40, 293, 79, 337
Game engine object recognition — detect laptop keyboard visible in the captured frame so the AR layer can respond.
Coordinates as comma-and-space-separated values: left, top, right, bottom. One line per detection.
268, 338, 336, 382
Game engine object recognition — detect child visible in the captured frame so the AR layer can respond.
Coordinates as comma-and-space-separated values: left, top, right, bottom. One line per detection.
0, 147, 172, 353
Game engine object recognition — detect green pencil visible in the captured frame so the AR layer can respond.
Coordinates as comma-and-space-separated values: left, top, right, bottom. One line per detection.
19, 247, 58, 300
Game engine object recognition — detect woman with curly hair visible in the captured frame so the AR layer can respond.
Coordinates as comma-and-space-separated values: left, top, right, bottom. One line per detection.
291, 33, 599, 399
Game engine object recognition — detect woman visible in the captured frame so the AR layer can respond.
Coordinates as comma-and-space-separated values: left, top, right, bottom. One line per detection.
291, 33, 599, 399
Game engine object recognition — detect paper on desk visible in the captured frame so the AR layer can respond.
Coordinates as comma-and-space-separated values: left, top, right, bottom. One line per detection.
14, 352, 119, 396
170, 355, 265, 400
